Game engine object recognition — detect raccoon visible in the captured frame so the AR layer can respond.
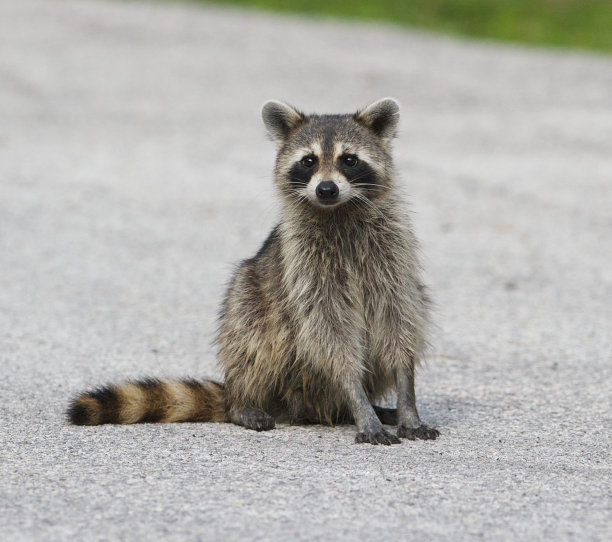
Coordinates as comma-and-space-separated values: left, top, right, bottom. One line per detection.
68, 98, 439, 445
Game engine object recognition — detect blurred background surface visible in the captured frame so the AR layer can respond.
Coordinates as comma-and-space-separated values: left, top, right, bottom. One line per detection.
201, 0, 612, 53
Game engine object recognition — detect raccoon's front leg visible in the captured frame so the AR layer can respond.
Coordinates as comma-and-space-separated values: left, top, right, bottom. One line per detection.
396, 366, 440, 440
345, 379, 401, 445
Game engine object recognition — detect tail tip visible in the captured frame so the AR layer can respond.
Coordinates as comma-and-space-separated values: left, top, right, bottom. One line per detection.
67, 398, 96, 425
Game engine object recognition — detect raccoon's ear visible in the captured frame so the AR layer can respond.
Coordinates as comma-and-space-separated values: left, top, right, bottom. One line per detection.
354, 97, 400, 141
261, 100, 305, 143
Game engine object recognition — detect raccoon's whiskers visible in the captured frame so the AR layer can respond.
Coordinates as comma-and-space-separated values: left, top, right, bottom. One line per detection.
286, 192, 310, 212
351, 192, 383, 217
348, 171, 384, 184
284, 180, 309, 202
354, 183, 390, 190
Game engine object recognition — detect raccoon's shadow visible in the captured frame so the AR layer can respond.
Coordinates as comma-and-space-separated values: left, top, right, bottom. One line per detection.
417, 394, 499, 431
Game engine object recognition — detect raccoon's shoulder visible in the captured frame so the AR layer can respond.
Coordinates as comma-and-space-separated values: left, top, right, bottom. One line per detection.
248, 225, 281, 265
221, 225, 282, 311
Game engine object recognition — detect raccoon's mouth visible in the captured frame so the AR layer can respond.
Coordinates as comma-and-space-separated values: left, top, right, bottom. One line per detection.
312, 197, 345, 210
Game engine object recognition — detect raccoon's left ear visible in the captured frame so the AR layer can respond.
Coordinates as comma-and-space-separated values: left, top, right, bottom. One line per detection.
262, 100, 305, 143
354, 97, 400, 141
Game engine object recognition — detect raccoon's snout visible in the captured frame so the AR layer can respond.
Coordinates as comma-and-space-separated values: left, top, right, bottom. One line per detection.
316, 181, 339, 202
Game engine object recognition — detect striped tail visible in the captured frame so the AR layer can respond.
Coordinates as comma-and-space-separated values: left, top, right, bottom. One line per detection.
67, 378, 229, 426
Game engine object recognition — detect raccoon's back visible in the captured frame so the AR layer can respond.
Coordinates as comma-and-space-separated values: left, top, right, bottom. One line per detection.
67, 378, 228, 425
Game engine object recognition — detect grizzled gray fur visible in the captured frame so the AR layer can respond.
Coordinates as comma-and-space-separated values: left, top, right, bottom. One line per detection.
68, 98, 439, 445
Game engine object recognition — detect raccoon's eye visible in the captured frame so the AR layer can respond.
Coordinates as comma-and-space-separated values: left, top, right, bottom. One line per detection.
300, 155, 317, 168
342, 154, 359, 167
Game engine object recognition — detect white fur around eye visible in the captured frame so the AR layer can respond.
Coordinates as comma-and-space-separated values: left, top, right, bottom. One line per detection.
287, 143, 323, 166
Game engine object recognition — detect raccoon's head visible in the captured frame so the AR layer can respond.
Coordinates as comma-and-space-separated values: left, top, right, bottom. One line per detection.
262, 98, 400, 212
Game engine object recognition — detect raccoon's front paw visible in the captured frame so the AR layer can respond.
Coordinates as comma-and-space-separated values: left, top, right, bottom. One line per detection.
355, 428, 401, 445
231, 407, 275, 432
397, 424, 440, 440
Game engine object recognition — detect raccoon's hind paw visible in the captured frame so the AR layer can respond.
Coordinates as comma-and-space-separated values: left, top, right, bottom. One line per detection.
397, 424, 440, 440
230, 407, 275, 432
245, 411, 275, 432
355, 428, 401, 445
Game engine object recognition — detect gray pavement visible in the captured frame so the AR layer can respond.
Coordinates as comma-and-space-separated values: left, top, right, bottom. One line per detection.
1, 0, 611, 540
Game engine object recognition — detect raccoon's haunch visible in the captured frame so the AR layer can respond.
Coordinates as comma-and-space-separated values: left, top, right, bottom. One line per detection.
67, 378, 228, 425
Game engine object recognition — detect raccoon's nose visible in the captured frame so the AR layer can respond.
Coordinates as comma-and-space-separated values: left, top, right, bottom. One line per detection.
316, 181, 339, 200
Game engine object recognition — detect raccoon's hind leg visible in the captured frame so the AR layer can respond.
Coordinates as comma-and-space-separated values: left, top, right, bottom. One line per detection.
286, 389, 312, 425
373, 405, 438, 434
396, 366, 440, 440
229, 405, 275, 432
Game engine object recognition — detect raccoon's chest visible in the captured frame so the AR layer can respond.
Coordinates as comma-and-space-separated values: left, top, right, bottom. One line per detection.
358, 246, 406, 327
281, 226, 404, 321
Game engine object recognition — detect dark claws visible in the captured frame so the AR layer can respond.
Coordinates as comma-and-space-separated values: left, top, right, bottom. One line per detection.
355, 428, 401, 445
397, 424, 440, 440
234, 408, 275, 431
252, 417, 275, 431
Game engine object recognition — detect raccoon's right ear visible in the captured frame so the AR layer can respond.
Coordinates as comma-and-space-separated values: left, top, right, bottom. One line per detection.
261, 101, 305, 143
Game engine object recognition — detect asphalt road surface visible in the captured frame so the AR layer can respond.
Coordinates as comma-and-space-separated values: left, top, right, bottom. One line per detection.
1, 0, 611, 540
